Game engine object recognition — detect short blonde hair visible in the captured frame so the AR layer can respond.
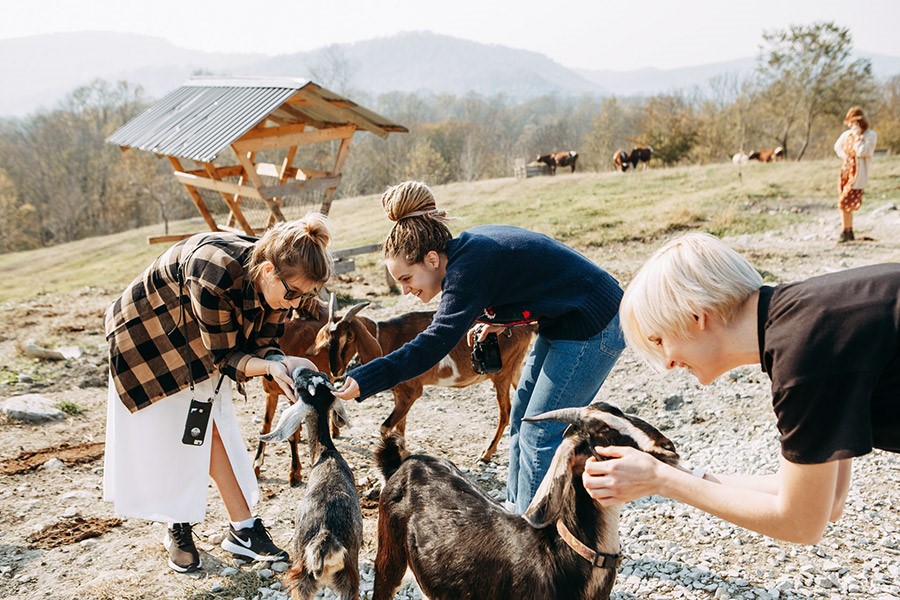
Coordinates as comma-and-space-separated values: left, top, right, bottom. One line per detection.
620, 232, 762, 367
248, 212, 333, 286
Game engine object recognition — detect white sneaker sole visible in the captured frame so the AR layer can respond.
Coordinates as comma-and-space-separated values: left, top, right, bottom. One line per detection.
220, 537, 287, 562
163, 534, 201, 573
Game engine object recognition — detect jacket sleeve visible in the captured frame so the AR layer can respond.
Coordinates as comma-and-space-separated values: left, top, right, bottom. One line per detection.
348, 289, 484, 400
854, 130, 878, 159
254, 312, 286, 360
834, 131, 848, 159
185, 276, 255, 381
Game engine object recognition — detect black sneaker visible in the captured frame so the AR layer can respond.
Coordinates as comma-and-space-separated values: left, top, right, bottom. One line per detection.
220, 518, 289, 562
163, 523, 201, 573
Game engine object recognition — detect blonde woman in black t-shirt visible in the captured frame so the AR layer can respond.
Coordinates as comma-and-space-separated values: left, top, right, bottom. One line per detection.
582, 232, 900, 544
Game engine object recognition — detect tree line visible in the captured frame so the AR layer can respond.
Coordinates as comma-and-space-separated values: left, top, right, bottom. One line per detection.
1, 21, 897, 253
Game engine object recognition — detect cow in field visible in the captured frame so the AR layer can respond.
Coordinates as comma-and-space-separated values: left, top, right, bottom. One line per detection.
613, 149, 629, 172
748, 146, 784, 162
628, 146, 653, 170
536, 151, 578, 175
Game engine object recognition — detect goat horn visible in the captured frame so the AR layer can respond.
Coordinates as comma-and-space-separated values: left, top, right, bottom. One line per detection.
522, 407, 582, 425
328, 292, 337, 323
260, 401, 312, 442
340, 301, 370, 322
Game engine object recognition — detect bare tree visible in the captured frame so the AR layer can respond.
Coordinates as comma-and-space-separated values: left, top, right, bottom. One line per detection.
756, 22, 876, 160
308, 45, 359, 95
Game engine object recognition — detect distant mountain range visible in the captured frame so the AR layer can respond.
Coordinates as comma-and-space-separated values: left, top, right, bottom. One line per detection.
2, 30, 899, 118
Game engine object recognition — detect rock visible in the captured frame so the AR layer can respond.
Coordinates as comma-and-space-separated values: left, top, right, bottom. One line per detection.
0, 394, 66, 422
22, 344, 81, 360
664, 394, 684, 410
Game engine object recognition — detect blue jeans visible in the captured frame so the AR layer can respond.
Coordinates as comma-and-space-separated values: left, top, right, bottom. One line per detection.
506, 314, 625, 514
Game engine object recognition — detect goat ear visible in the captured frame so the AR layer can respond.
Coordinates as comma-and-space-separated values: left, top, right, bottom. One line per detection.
330, 398, 351, 429
522, 437, 579, 528
349, 318, 383, 362
260, 401, 312, 442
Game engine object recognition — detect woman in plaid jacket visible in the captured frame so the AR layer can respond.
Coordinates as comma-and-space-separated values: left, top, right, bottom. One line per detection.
103, 214, 332, 573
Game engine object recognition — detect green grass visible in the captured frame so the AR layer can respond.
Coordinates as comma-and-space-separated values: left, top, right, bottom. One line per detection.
57, 400, 84, 415
2, 156, 898, 304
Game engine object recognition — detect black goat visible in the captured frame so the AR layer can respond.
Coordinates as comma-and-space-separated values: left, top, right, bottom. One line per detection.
261, 368, 362, 600
372, 402, 681, 600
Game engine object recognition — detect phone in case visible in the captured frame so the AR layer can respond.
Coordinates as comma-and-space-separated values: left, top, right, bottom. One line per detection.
182, 399, 212, 446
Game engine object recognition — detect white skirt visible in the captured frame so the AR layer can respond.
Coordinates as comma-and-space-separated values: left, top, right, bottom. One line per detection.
103, 374, 259, 523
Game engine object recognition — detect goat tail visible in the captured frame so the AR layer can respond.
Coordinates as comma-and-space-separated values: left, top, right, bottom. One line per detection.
283, 561, 306, 593
376, 432, 409, 480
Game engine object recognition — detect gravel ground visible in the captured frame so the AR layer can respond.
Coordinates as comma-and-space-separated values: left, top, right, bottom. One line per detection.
0, 203, 898, 599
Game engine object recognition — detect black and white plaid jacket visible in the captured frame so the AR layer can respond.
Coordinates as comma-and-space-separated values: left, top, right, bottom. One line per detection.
105, 233, 285, 412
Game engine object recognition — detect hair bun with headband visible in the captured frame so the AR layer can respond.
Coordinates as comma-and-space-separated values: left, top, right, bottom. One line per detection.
381, 181, 450, 224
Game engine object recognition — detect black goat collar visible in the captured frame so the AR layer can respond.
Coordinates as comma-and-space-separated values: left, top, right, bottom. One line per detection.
556, 520, 622, 569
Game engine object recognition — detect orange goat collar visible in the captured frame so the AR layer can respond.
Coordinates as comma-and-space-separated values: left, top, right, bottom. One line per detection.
556, 520, 622, 569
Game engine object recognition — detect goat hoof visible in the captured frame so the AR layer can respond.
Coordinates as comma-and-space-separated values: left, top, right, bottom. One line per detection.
290, 476, 303, 488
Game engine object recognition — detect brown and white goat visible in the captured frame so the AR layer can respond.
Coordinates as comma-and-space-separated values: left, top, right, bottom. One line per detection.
261, 368, 362, 600
372, 402, 681, 600
312, 303, 537, 462
255, 298, 333, 487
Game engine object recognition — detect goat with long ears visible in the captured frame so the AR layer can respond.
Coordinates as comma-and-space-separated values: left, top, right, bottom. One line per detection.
261, 367, 361, 600
372, 401, 681, 600
311, 300, 534, 462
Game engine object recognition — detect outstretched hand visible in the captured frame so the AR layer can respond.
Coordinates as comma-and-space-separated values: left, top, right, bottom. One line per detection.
332, 376, 361, 401
582, 445, 665, 506
269, 356, 317, 402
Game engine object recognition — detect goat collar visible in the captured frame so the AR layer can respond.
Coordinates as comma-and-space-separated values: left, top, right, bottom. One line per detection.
556, 520, 622, 569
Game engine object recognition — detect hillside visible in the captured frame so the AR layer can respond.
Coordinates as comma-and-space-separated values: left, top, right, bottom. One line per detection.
2, 156, 898, 304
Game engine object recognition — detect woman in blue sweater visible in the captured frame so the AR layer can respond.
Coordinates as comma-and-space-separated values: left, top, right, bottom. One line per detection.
333, 181, 625, 512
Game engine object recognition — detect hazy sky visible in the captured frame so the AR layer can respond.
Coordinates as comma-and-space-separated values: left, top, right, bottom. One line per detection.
4, 0, 898, 71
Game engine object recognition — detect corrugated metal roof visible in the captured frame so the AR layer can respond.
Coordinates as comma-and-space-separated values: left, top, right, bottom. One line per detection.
106, 77, 407, 162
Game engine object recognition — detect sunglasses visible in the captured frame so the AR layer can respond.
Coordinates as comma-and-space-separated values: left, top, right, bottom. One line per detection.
279, 277, 318, 302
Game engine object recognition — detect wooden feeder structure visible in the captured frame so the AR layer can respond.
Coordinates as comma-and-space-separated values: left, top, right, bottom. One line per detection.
107, 76, 407, 244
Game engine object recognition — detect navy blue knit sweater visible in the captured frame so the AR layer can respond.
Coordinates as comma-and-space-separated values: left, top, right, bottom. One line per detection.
349, 225, 623, 400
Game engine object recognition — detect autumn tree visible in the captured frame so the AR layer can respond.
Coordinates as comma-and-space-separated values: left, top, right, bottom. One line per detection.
636, 94, 697, 165
874, 75, 900, 154
755, 21, 876, 160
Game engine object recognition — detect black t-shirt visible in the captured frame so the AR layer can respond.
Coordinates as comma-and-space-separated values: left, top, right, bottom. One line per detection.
758, 263, 900, 464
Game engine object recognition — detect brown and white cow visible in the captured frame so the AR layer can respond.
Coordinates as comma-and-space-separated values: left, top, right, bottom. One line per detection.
748, 146, 784, 162
536, 151, 578, 175
612, 149, 629, 172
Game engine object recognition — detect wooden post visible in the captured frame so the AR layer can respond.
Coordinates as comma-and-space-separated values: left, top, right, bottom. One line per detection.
320, 135, 353, 215
203, 163, 256, 236
168, 156, 219, 232
234, 149, 288, 223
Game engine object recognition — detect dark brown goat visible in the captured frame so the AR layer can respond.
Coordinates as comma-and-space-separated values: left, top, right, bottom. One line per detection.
372, 402, 681, 600
312, 303, 537, 462
254, 298, 332, 487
